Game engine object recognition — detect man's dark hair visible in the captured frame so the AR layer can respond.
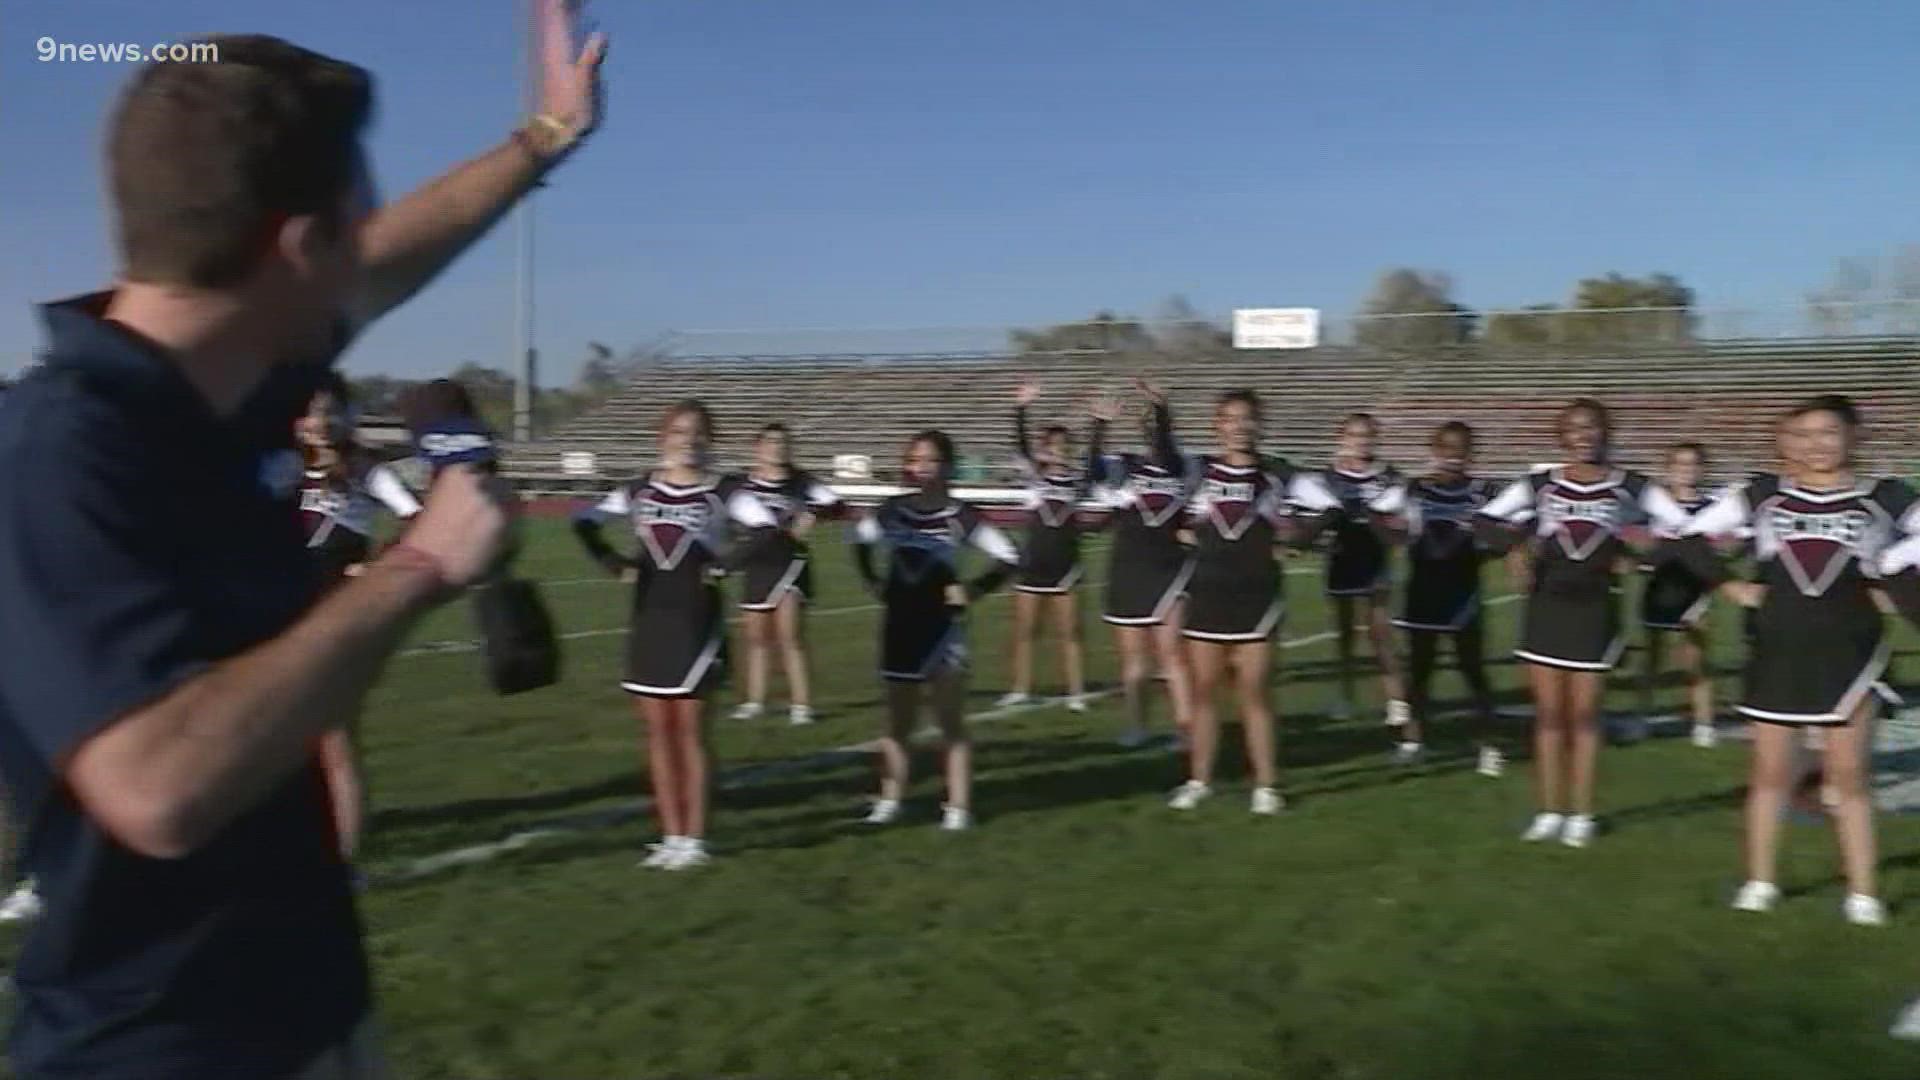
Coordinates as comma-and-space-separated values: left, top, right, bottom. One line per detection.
108, 34, 374, 288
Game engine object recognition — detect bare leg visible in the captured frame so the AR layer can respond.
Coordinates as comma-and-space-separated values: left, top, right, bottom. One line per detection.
1745, 721, 1796, 885
1333, 594, 1357, 708
776, 593, 813, 711
741, 610, 771, 710
931, 669, 971, 810
1117, 626, 1153, 735
1187, 640, 1227, 784
1155, 602, 1193, 733
1049, 592, 1086, 700
1233, 641, 1277, 787
1566, 671, 1605, 816
641, 697, 686, 838
879, 681, 919, 802
1366, 594, 1404, 705
1682, 628, 1713, 728
675, 698, 710, 840
316, 727, 364, 859
1529, 664, 1567, 813
1404, 631, 1439, 746
1009, 590, 1038, 697
1824, 704, 1879, 898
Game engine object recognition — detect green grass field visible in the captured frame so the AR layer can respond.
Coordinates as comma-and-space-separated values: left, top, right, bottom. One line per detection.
121, 523, 1920, 1076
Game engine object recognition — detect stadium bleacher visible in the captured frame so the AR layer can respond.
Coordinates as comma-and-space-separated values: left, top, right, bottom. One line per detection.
501, 338, 1920, 494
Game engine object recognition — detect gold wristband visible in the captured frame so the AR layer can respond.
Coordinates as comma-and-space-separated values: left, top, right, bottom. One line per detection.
514, 113, 579, 163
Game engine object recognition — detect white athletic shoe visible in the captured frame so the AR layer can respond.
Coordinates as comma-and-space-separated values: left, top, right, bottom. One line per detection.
996, 691, 1031, 709
864, 798, 902, 825
1065, 695, 1090, 714
1891, 995, 1920, 1040
729, 702, 764, 721
1476, 746, 1505, 778
640, 838, 685, 869
1168, 780, 1212, 811
1390, 741, 1424, 766
1845, 893, 1889, 927
788, 705, 816, 727
665, 839, 711, 871
0, 880, 42, 923
1691, 723, 1718, 749
1250, 787, 1284, 816
1385, 700, 1411, 728
1731, 880, 1780, 913
1561, 814, 1597, 848
940, 805, 973, 832
1521, 812, 1566, 842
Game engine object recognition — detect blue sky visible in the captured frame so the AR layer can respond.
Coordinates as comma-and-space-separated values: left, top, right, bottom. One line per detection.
4, 0, 1917, 381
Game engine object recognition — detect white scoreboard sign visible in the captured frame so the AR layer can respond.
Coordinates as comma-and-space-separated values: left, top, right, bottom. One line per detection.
1232, 307, 1320, 350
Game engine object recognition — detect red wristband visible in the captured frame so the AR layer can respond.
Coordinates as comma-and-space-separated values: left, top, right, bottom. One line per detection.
379, 543, 452, 593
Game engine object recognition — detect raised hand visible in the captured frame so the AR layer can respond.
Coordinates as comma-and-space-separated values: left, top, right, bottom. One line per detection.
1134, 376, 1167, 407
537, 0, 609, 141
1015, 378, 1042, 408
1088, 392, 1122, 423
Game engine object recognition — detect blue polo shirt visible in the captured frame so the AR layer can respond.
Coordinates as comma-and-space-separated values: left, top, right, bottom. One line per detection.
0, 297, 370, 1078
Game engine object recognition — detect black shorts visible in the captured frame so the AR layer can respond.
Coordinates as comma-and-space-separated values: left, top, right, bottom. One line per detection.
739, 557, 812, 611
1740, 598, 1887, 725
1516, 587, 1624, 672
881, 602, 967, 682
623, 581, 726, 698
1184, 567, 1283, 643
1103, 556, 1192, 626
1326, 544, 1389, 597
1017, 528, 1082, 593
1641, 563, 1710, 631
1397, 581, 1481, 633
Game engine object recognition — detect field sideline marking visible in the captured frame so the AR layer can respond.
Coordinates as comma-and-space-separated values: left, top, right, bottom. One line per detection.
371, 594, 1518, 886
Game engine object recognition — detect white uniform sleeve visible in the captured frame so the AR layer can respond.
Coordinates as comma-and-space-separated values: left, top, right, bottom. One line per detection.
1477, 478, 1535, 523
363, 464, 422, 519
727, 488, 777, 528
1368, 482, 1408, 516
1638, 482, 1694, 538
1681, 483, 1750, 538
854, 512, 883, 545
804, 479, 842, 511
577, 486, 630, 523
1287, 472, 1342, 513
969, 519, 1021, 565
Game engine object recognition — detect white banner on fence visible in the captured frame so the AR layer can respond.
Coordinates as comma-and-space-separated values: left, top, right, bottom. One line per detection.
1232, 308, 1320, 350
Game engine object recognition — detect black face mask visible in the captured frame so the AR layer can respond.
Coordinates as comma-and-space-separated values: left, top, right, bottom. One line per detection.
232, 316, 354, 451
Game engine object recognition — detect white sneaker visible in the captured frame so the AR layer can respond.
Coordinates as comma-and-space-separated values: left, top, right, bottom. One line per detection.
665, 839, 711, 870
1845, 893, 1889, 927
788, 705, 815, 726
0, 880, 42, 923
864, 798, 902, 825
1390, 741, 1424, 765
940, 805, 973, 831
729, 702, 764, 721
1476, 746, 1505, 778
1691, 723, 1718, 749
640, 837, 685, 869
996, 691, 1031, 709
1250, 787, 1284, 816
1521, 812, 1566, 842
1065, 695, 1090, 714
1561, 814, 1597, 848
1168, 780, 1212, 811
1385, 700, 1411, 728
1891, 995, 1920, 1040
1732, 880, 1780, 913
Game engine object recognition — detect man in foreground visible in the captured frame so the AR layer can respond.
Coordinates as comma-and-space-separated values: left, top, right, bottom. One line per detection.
0, 4, 605, 1076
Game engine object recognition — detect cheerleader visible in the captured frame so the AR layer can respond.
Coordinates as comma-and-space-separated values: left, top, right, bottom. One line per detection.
1476, 399, 1690, 847
295, 375, 420, 864
573, 401, 776, 870
997, 379, 1093, 713
1635, 442, 1718, 748
1674, 396, 1919, 925
853, 431, 1020, 830
1089, 379, 1198, 748
731, 423, 842, 726
1321, 414, 1408, 725
1368, 422, 1503, 773
1168, 390, 1338, 814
